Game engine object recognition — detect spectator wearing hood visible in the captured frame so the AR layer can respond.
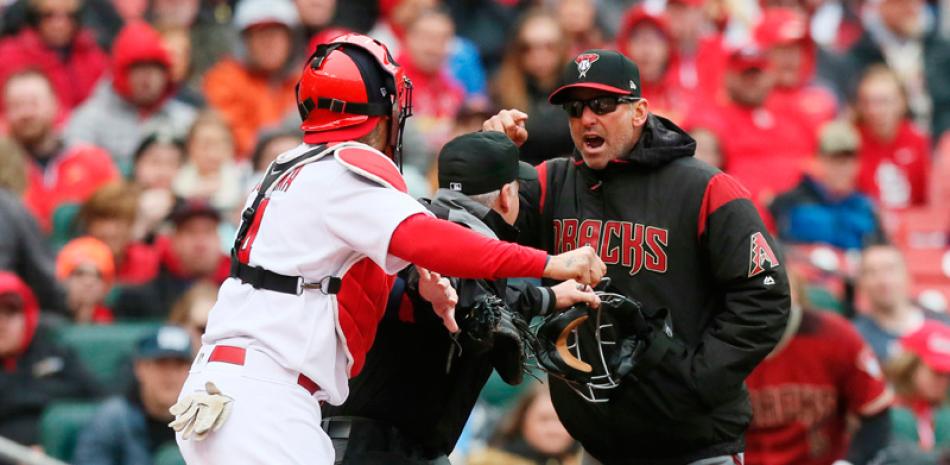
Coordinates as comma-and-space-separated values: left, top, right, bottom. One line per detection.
756, 8, 839, 137
203, 0, 300, 158
65, 21, 197, 173
711, 46, 815, 217
849, 0, 950, 136
491, 8, 574, 165
616, 6, 697, 125
0, 271, 102, 449
3, 70, 118, 231
0, 137, 65, 315
56, 236, 115, 324
73, 325, 192, 465
0, 0, 108, 115
854, 65, 930, 209
112, 199, 229, 320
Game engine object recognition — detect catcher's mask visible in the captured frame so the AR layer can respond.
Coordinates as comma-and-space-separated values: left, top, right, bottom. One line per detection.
296, 33, 413, 170
534, 291, 667, 403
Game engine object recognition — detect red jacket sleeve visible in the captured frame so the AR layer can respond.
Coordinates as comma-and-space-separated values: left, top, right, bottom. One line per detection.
389, 213, 548, 280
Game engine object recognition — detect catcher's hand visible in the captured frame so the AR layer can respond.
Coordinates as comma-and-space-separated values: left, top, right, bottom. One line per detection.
418, 268, 459, 333
169, 381, 233, 441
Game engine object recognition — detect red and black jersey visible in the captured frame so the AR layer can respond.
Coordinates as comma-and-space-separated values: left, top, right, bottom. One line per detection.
517, 114, 791, 464
745, 310, 892, 465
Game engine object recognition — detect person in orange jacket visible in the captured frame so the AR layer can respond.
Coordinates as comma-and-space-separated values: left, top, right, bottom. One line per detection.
203, 0, 301, 158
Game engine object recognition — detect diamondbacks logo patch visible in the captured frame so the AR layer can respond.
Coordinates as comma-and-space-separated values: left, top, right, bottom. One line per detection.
575, 53, 600, 78
748, 232, 779, 277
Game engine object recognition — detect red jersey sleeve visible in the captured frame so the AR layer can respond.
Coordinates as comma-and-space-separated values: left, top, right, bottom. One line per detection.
829, 314, 893, 416
389, 213, 548, 280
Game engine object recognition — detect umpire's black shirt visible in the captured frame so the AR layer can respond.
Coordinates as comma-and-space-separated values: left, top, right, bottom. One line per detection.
517, 114, 791, 464
323, 190, 552, 459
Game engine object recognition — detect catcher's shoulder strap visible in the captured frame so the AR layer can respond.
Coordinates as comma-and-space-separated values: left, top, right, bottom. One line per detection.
232, 143, 331, 258
333, 143, 407, 193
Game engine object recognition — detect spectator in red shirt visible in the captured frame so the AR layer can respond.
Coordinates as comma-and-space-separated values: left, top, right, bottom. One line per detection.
398, 8, 465, 156
855, 64, 930, 209
78, 182, 159, 286
665, 0, 728, 102
756, 8, 839, 136
616, 6, 696, 124
714, 46, 816, 212
0, 0, 108, 114
2, 69, 118, 231
745, 272, 893, 465
112, 199, 229, 320
56, 236, 115, 324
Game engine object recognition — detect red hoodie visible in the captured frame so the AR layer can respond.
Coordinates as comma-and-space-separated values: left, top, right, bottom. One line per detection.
756, 8, 838, 136
0, 28, 108, 113
110, 21, 174, 116
616, 7, 699, 124
857, 120, 931, 209
0, 272, 40, 372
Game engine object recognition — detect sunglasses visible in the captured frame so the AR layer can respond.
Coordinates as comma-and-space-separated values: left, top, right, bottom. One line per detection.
562, 96, 639, 118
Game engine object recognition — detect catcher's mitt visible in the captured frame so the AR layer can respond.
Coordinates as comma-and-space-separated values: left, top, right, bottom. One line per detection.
532, 292, 677, 403
458, 293, 534, 385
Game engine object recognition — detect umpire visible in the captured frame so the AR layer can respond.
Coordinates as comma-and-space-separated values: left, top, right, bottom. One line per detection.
321, 131, 600, 465
484, 50, 791, 465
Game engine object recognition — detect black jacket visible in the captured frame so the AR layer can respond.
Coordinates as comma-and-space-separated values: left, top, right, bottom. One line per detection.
0, 327, 102, 446
518, 114, 790, 464
323, 189, 554, 460
0, 190, 65, 314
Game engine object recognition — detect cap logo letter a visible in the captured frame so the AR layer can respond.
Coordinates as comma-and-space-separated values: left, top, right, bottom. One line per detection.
748, 232, 779, 277
575, 53, 600, 79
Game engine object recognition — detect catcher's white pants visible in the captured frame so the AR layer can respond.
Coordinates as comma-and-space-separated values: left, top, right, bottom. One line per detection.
176, 345, 334, 465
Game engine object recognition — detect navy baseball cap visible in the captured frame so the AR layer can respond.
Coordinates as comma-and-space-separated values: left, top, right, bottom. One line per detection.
548, 49, 641, 104
438, 131, 537, 196
135, 326, 193, 360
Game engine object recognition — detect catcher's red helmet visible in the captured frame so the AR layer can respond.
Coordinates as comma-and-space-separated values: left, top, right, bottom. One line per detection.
296, 33, 413, 161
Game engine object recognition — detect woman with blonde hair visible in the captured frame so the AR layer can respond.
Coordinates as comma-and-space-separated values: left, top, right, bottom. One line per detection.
168, 280, 218, 353
468, 384, 579, 465
886, 321, 950, 451
491, 9, 575, 165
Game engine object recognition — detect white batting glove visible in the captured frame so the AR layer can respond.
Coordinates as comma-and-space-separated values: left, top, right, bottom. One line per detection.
169, 381, 233, 441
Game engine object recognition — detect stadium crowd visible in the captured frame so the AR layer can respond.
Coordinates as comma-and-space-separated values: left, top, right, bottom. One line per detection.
0, 0, 949, 463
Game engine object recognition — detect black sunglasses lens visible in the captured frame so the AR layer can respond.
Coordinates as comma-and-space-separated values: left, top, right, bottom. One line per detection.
563, 101, 584, 118
590, 97, 618, 115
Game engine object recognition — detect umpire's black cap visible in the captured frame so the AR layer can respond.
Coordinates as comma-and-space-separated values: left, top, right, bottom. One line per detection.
548, 49, 641, 104
438, 131, 537, 196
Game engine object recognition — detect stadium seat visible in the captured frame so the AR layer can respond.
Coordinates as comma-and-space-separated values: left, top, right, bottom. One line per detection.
39, 401, 99, 461
54, 322, 163, 385
882, 207, 950, 250
915, 283, 950, 313
903, 248, 950, 283
154, 441, 186, 465
49, 202, 81, 252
